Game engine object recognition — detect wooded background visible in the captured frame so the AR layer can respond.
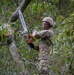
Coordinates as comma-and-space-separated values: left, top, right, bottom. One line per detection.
0, 0, 74, 75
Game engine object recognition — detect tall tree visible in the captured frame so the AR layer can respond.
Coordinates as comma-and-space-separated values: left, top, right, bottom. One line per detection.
7, 0, 31, 75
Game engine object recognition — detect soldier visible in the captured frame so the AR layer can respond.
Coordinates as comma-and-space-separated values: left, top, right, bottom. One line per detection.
28, 17, 54, 75
3, 23, 14, 45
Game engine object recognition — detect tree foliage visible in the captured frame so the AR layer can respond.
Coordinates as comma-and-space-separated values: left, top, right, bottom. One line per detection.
0, 0, 74, 75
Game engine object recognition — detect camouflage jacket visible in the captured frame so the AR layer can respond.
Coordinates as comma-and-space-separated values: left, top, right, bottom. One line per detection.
32, 29, 54, 60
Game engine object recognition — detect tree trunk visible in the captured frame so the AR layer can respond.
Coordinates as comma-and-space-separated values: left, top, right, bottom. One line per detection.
7, 36, 29, 75
58, 0, 62, 10
7, 0, 31, 75
58, 0, 68, 10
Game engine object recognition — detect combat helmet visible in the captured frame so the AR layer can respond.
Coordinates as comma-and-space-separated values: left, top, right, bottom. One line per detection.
42, 17, 54, 27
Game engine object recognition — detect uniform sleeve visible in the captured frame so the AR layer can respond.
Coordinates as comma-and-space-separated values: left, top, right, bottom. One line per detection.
32, 29, 54, 39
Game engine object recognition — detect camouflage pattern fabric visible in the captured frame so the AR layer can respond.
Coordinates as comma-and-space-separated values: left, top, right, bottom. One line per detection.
0, 23, 14, 42
32, 29, 54, 75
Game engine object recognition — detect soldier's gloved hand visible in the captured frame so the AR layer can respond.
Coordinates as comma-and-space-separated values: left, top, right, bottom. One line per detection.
28, 43, 35, 49
32, 30, 38, 37
31, 29, 35, 33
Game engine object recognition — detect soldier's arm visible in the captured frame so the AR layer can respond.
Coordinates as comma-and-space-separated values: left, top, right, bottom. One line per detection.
28, 43, 39, 51
32, 30, 54, 39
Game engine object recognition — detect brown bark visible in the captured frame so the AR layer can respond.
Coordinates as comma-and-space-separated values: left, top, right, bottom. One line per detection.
9, 0, 31, 22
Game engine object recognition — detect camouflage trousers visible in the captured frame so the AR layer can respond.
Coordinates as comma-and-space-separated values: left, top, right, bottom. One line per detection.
39, 60, 49, 75
38, 44, 50, 75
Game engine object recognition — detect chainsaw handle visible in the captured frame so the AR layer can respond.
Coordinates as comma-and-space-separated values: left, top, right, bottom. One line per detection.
23, 34, 34, 43
28, 35, 34, 43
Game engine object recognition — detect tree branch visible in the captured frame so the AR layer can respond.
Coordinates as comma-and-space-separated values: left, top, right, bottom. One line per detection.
9, 0, 31, 22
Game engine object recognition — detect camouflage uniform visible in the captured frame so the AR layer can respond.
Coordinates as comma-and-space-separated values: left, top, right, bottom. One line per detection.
32, 29, 54, 75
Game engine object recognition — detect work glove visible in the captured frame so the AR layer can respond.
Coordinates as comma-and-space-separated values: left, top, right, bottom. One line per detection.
32, 30, 38, 37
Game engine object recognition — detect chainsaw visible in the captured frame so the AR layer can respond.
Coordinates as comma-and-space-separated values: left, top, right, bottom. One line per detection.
18, 10, 34, 47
